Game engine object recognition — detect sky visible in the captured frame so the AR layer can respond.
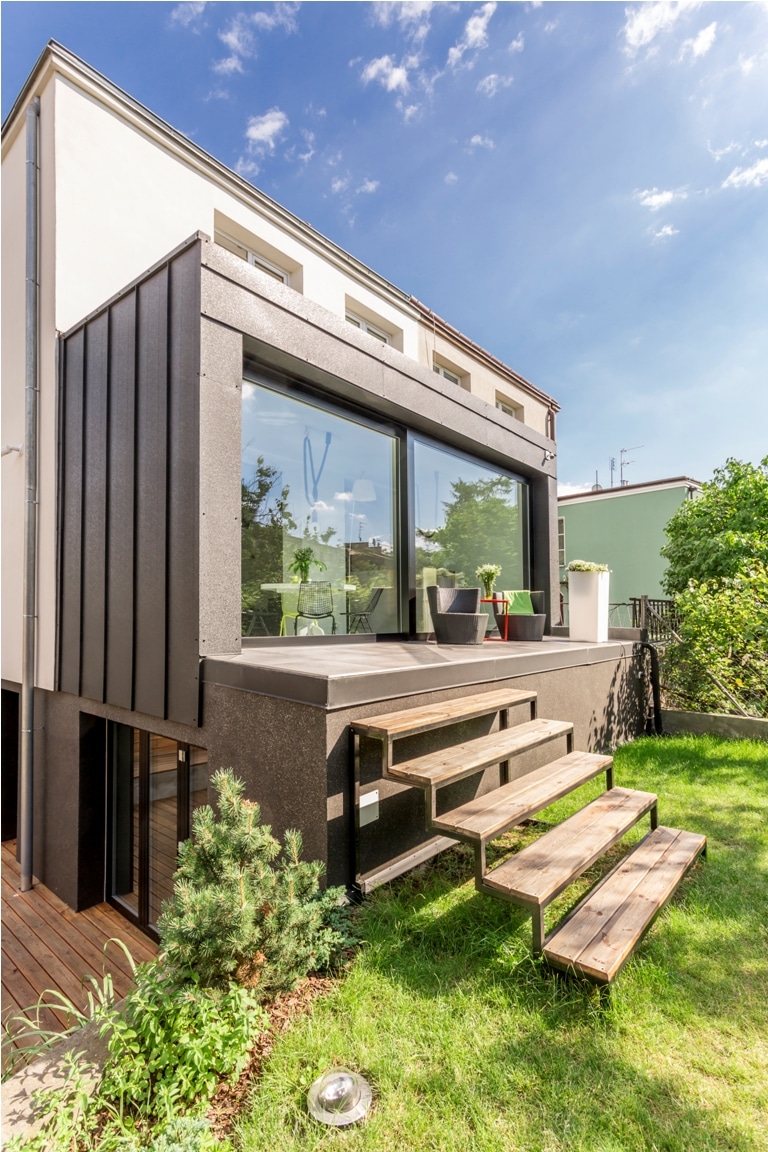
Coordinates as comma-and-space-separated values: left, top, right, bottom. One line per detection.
2, 1, 767, 492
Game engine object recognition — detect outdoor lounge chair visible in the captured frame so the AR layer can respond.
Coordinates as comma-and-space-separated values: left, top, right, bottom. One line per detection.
492, 590, 546, 641
427, 586, 488, 645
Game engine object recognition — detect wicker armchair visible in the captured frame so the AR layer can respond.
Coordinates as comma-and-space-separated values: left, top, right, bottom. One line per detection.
426, 586, 487, 645
492, 590, 546, 641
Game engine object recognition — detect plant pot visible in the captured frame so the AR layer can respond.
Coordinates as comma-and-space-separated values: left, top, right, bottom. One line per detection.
568, 570, 610, 643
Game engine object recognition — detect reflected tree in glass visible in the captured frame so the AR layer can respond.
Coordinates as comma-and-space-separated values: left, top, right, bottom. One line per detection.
421, 475, 523, 588
241, 457, 296, 634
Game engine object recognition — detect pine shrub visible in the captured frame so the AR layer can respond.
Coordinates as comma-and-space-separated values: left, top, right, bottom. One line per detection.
158, 769, 351, 993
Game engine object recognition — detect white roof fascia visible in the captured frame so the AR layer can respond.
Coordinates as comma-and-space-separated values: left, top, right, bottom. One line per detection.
558, 480, 701, 507
2, 42, 419, 325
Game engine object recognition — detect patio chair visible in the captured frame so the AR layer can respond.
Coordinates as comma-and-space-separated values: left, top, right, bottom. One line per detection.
292, 581, 336, 635
492, 590, 546, 641
426, 585, 487, 645
344, 586, 384, 634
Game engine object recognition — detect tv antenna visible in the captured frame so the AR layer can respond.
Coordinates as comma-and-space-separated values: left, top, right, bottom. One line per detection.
609, 456, 616, 487
620, 445, 643, 486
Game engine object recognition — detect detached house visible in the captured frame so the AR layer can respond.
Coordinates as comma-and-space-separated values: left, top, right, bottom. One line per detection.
2, 43, 648, 944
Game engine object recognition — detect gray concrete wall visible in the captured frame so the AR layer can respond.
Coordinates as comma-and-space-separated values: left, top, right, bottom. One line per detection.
662, 709, 768, 742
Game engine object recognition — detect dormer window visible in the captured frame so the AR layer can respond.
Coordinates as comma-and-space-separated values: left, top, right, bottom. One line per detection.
496, 394, 523, 421
215, 230, 290, 285
433, 363, 461, 385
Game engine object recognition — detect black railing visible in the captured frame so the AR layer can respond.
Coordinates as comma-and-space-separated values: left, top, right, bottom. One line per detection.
630, 596, 680, 642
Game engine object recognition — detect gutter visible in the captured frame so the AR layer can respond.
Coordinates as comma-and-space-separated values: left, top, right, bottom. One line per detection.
19, 97, 40, 892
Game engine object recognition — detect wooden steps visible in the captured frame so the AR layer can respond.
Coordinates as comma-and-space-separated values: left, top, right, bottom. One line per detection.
543, 826, 706, 983
388, 719, 573, 789
351, 688, 536, 742
431, 750, 613, 843
351, 685, 705, 983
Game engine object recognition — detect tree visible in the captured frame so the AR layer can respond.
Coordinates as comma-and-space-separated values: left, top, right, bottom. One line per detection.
661, 457, 768, 595
419, 475, 523, 587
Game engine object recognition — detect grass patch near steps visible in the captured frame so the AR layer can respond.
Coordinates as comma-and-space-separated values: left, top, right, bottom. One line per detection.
238, 735, 768, 1152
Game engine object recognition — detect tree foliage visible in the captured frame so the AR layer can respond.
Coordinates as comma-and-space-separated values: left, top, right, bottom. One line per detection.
420, 475, 522, 586
661, 457, 768, 595
158, 770, 351, 993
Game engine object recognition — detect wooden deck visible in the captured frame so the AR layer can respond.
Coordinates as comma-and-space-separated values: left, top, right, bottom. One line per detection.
2, 841, 156, 1067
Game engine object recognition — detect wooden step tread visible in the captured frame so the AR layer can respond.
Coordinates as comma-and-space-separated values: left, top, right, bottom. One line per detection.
388, 718, 573, 789
350, 688, 536, 741
431, 750, 613, 843
483, 787, 657, 906
543, 826, 706, 983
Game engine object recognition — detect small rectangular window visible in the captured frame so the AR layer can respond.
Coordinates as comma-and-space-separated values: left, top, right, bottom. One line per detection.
215, 229, 290, 285
433, 364, 461, 385
558, 517, 566, 568
346, 311, 391, 344
496, 394, 523, 421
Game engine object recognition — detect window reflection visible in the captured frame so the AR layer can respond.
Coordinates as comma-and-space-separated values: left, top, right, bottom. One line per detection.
413, 440, 528, 632
241, 380, 399, 637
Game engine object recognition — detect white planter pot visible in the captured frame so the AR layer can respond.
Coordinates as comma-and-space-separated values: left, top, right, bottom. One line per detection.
568, 570, 610, 643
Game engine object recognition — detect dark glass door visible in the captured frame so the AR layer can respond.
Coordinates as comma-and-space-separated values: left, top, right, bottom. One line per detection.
108, 723, 208, 937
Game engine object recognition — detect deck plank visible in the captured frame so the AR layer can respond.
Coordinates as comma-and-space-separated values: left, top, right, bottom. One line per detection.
483, 788, 657, 905
544, 826, 706, 982
389, 718, 573, 789
2, 840, 157, 1068
350, 688, 536, 740
432, 750, 613, 841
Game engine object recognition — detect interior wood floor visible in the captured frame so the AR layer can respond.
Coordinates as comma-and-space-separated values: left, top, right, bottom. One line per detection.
1, 840, 156, 1069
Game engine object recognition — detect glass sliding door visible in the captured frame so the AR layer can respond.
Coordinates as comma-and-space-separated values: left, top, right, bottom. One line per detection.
241, 376, 400, 637
412, 439, 529, 633
108, 724, 209, 937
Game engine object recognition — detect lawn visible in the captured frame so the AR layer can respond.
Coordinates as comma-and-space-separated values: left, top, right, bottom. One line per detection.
237, 735, 768, 1152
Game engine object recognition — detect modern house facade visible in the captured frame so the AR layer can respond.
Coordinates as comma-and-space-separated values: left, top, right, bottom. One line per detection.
2, 44, 647, 938
558, 478, 702, 608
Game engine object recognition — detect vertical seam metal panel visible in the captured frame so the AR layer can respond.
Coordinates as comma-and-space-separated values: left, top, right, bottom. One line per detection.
105, 290, 137, 709
80, 312, 109, 703
166, 245, 201, 725
58, 329, 85, 696
133, 266, 169, 718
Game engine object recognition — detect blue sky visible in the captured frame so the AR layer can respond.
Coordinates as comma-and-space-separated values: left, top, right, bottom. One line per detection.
3, 1, 767, 491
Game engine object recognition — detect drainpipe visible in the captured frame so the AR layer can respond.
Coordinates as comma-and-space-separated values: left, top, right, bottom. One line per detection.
19, 96, 40, 892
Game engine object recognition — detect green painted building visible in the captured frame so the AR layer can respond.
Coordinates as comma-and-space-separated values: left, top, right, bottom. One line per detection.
558, 478, 701, 607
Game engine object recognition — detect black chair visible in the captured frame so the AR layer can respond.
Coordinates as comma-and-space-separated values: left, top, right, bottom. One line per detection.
344, 586, 384, 634
294, 581, 336, 635
426, 586, 487, 645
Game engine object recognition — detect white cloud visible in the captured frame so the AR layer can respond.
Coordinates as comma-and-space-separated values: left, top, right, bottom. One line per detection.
445, 171, 458, 184
707, 141, 739, 162
398, 101, 420, 121
558, 482, 591, 496
543, 20, 558, 34
635, 187, 688, 211
679, 21, 717, 61
372, 1, 436, 44
331, 176, 349, 194
755, 140, 768, 149
448, 1, 497, 69
361, 55, 410, 93
622, 0, 701, 57
469, 134, 495, 149
250, 3, 299, 34
213, 54, 243, 75
170, 2, 206, 28
235, 157, 260, 178
509, 32, 525, 53
651, 223, 679, 239
477, 73, 513, 96
219, 13, 255, 59
245, 107, 289, 153
357, 178, 380, 194
722, 157, 768, 189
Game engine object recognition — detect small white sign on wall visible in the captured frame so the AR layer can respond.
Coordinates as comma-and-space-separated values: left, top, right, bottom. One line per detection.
359, 789, 380, 826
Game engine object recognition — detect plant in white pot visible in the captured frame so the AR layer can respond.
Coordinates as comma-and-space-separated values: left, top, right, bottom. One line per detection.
567, 560, 610, 643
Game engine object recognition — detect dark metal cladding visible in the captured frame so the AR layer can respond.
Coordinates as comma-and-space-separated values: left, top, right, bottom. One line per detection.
58, 327, 85, 697
57, 240, 202, 724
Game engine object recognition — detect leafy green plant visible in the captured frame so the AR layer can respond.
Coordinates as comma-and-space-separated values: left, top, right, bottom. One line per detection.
288, 546, 327, 584
147, 1117, 230, 1152
660, 560, 768, 716
158, 769, 352, 993
566, 559, 609, 572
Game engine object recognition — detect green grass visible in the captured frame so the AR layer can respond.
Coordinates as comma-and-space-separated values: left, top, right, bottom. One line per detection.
237, 735, 768, 1152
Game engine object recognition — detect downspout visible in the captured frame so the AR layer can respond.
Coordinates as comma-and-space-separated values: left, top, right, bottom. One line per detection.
19, 96, 40, 892
638, 642, 663, 736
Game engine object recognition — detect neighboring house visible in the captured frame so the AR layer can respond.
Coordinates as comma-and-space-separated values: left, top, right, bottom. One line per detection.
558, 478, 702, 607
2, 43, 645, 937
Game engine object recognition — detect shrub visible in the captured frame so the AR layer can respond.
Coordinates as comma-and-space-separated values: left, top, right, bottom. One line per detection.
158, 769, 351, 993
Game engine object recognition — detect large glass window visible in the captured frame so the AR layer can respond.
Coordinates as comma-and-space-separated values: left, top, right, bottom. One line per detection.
413, 439, 528, 633
241, 379, 400, 637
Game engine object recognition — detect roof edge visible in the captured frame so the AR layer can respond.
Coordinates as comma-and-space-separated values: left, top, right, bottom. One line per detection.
558, 476, 702, 502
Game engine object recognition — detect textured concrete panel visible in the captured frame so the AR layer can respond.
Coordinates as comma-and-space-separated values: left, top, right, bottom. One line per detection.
199, 318, 242, 655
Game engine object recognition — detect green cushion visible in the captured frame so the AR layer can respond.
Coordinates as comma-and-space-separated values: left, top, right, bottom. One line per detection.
502, 590, 534, 615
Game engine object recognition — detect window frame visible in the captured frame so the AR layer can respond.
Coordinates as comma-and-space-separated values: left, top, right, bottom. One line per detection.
215, 229, 291, 285
345, 310, 392, 345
